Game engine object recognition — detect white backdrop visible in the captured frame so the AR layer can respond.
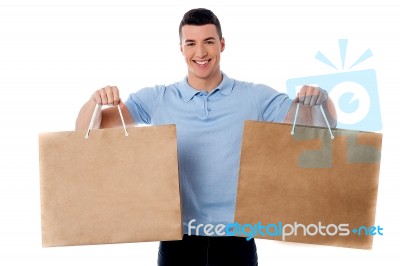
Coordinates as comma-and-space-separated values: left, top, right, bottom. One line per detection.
1, 0, 399, 265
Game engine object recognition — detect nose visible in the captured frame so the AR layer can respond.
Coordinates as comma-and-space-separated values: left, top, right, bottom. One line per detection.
195, 44, 207, 58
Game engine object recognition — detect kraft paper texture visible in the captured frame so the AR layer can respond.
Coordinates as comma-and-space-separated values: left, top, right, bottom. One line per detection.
39, 125, 182, 247
235, 121, 382, 249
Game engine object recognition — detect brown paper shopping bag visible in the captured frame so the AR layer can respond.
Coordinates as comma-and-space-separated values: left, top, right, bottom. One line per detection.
39, 105, 182, 247
235, 106, 382, 249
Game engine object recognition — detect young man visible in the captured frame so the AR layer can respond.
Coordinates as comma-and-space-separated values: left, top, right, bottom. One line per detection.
76, 8, 336, 266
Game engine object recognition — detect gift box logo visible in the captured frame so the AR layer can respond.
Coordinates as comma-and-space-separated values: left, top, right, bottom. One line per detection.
286, 39, 382, 131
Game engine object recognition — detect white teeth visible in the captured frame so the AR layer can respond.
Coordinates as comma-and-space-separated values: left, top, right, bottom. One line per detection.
195, 60, 209, 65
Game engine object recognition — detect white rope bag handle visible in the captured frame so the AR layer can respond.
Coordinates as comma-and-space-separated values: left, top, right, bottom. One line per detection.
85, 104, 129, 139
290, 103, 334, 139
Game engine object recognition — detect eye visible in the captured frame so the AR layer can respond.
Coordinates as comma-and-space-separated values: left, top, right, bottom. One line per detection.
186, 42, 195, 47
205, 41, 214, 45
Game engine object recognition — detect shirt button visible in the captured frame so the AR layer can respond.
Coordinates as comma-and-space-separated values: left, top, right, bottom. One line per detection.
199, 90, 208, 96
207, 107, 211, 111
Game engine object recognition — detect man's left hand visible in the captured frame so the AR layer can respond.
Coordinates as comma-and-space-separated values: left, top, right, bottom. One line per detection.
293, 85, 328, 106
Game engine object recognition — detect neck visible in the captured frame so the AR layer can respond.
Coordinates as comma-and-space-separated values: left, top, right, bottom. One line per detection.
187, 71, 223, 93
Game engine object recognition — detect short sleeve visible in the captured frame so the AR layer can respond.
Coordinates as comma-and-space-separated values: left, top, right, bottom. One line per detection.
250, 83, 293, 123
124, 85, 165, 125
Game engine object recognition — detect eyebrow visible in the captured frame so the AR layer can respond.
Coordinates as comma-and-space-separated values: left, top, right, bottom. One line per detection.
184, 37, 216, 43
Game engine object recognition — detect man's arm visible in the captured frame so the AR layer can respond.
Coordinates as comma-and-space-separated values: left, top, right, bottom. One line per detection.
75, 85, 134, 131
284, 85, 337, 127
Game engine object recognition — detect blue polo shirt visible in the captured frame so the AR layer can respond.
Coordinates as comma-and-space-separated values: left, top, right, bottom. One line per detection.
125, 73, 292, 235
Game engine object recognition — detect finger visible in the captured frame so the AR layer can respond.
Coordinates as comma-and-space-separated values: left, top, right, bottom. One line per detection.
98, 88, 109, 105
92, 90, 102, 104
103, 86, 120, 106
316, 88, 328, 105
303, 95, 312, 106
110, 86, 120, 106
313, 93, 323, 106
298, 85, 314, 105
302, 86, 321, 106
103, 86, 114, 106
309, 93, 318, 106
101, 85, 119, 106
297, 87, 306, 105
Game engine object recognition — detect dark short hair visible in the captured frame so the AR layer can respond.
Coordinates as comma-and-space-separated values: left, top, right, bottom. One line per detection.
179, 8, 223, 42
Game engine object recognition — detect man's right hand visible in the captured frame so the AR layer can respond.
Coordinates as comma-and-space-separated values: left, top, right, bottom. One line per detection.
75, 86, 134, 131
91, 85, 121, 106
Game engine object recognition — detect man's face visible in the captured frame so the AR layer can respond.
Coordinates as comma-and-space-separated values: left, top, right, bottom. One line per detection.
180, 24, 225, 82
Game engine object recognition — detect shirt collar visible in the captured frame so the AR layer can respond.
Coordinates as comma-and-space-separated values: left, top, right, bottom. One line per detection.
179, 72, 235, 102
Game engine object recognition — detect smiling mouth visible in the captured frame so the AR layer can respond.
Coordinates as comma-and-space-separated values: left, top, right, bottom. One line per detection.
193, 59, 211, 65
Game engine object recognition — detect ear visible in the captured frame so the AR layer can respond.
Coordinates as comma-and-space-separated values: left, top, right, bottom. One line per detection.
220, 37, 225, 52
180, 42, 183, 54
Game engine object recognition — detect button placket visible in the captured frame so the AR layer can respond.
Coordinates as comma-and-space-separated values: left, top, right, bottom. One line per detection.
196, 91, 207, 118
198, 89, 218, 118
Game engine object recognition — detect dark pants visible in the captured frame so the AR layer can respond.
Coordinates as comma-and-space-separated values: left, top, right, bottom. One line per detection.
157, 234, 258, 266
